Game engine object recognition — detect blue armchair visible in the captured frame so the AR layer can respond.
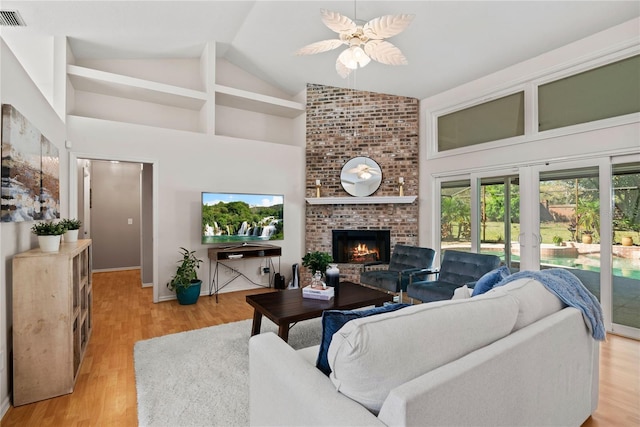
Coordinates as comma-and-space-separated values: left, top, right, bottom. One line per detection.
360, 244, 436, 301
407, 250, 501, 303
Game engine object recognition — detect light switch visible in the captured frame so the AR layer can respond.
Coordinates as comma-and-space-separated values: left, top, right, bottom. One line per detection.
128, 218, 133, 225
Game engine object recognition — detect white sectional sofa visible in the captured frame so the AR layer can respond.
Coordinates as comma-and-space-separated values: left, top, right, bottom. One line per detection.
249, 277, 600, 426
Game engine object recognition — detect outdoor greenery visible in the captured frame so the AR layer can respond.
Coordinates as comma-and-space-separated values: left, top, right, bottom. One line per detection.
166, 247, 203, 293
31, 221, 66, 236
441, 172, 640, 245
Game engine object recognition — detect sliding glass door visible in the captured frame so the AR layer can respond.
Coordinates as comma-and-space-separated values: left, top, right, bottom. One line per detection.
436, 156, 639, 338
537, 165, 601, 300
611, 159, 640, 335
440, 180, 472, 253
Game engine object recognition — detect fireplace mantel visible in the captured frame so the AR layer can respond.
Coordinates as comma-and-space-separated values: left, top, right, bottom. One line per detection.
305, 196, 417, 205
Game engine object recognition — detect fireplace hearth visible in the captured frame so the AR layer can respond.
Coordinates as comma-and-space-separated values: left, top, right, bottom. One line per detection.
332, 230, 391, 264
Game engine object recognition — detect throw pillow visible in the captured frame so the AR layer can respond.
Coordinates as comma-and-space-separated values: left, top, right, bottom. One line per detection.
472, 265, 511, 296
316, 303, 409, 376
452, 284, 472, 300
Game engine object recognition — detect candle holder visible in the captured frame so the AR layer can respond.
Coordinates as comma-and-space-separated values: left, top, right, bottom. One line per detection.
398, 177, 404, 196
315, 180, 321, 198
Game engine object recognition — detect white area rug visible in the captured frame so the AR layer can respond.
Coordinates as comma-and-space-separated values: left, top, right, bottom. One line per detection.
134, 318, 322, 426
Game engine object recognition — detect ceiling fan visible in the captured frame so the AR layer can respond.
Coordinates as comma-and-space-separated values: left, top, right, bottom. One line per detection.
295, 8, 414, 78
347, 163, 381, 180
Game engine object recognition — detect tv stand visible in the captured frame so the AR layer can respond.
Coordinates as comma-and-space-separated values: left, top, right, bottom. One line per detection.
208, 243, 282, 302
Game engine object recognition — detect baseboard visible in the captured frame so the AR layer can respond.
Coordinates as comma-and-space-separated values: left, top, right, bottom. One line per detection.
0, 394, 11, 422
93, 266, 141, 273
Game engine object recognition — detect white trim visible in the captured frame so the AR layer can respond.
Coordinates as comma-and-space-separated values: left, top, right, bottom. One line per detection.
610, 325, 640, 341
426, 43, 640, 160
69, 151, 160, 303
305, 196, 416, 205
431, 146, 639, 179
532, 44, 640, 87
0, 395, 10, 422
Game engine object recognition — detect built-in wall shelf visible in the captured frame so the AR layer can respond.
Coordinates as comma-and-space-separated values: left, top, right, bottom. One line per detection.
305, 196, 417, 205
67, 65, 208, 110
215, 84, 305, 118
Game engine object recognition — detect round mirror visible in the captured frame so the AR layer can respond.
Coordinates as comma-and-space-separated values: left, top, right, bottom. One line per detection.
340, 157, 383, 197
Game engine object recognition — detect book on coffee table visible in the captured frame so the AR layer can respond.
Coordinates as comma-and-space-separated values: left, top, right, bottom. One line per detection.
302, 285, 334, 300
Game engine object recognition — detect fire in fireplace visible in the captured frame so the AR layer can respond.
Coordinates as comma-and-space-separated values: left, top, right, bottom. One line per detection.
332, 230, 391, 264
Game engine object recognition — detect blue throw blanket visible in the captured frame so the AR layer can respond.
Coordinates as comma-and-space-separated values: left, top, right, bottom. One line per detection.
494, 269, 606, 341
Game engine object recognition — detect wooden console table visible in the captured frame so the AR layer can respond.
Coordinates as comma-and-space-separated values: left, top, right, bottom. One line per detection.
208, 243, 281, 302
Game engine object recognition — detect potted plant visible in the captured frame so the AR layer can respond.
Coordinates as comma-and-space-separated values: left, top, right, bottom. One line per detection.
614, 217, 638, 246
576, 200, 599, 244
581, 231, 594, 244
31, 220, 66, 252
60, 218, 82, 243
552, 235, 563, 246
301, 251, 333, 278
167, 247, 203, 305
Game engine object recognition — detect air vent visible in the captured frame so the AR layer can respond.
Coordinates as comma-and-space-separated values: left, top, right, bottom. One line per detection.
0, 10, 26, 26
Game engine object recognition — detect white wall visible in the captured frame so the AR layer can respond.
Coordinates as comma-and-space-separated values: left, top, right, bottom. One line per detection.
67, 115, 305, 301
0, 35, 305, 417
0, 39, 68, 418
418, 18, 640, 247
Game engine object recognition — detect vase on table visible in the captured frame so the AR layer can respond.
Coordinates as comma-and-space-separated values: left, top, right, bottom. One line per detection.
64, 229, 79, 243
326, 263, 340, 296
38, 235, 61, 252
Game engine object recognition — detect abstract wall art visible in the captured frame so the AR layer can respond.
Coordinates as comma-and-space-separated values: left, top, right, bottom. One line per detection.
1, 104, 60, 222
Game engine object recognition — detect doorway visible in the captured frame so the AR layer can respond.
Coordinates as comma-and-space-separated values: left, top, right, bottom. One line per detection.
70, 154, 157, 300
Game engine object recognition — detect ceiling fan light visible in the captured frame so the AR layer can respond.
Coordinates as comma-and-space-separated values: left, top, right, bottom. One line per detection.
338, 46, 371, 70
358, 171, 372, 180
353, 46, 371, 66
338, 47, 358, 69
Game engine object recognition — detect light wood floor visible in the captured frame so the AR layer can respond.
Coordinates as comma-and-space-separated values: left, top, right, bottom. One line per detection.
2, 269, 639, 426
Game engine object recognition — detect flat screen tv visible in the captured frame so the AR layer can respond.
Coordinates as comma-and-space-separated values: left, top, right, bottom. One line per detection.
201, 192, 284, 244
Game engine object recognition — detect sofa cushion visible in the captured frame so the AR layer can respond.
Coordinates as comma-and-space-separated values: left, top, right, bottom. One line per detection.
327, 291, 519, 414
487, 277, 565, 331
316, 303, 410, 376
471, 265, 511, 296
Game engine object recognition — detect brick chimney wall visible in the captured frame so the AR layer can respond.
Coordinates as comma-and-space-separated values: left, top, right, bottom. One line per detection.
304, 83, 420, 284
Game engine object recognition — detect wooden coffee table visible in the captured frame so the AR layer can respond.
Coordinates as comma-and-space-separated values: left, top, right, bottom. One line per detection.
246, 281, 393, 342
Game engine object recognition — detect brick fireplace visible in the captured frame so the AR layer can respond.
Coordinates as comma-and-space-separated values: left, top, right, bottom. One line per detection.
304, 83, 420, 283
332, 229, 391, 264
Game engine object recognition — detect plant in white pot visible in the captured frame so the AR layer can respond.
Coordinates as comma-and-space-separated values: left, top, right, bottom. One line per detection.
31, 221, 66, 252
60, 218, 82, 243
167, 247, 203, 305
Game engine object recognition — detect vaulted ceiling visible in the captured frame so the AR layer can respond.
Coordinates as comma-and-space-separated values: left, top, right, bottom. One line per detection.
1, 1, 638, 99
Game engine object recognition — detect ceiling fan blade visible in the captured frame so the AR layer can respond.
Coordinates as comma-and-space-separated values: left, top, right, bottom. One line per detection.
295, 39, 344, 56
336, 57, 352, 78
364, 40, 408, 65
363, 14, 414, 40
321, 9, 357, 34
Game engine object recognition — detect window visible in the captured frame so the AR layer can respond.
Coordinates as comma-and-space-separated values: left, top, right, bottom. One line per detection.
437, 92, 524, 151
538, 55, 640, 131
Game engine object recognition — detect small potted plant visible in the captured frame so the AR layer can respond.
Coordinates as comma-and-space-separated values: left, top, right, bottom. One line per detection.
552, 235, 564, 246
167, 247, 203, 305
60, 218, 82, 243
301, 251, 333, 278
31, 220, 66, 252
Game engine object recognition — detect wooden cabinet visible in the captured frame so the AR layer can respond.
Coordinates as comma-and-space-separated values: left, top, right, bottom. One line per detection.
12, 240, 92, 406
